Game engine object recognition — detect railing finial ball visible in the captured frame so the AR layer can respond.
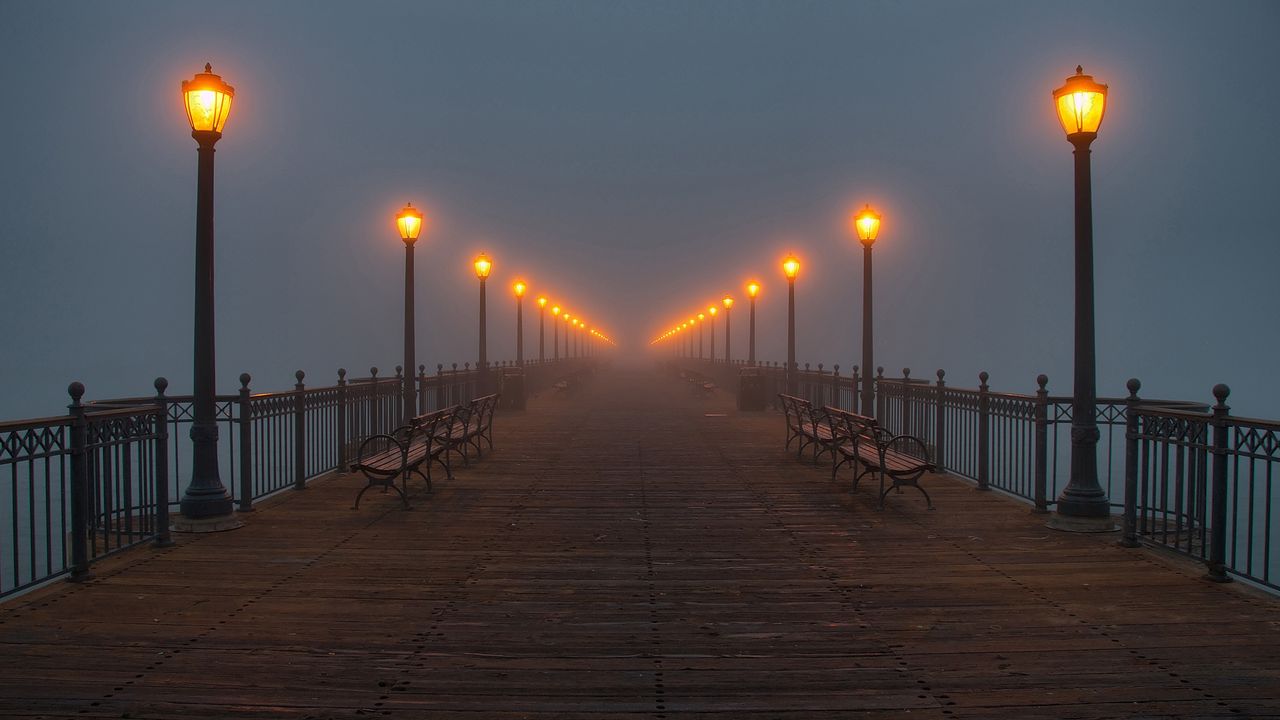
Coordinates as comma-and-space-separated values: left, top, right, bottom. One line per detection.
370, 367, 378, 378
239, 373, 251, 389
295, 370, 305, 383
1126, 377, 1141, 396
338, 368, 346, 379
419, 364, 425, 373
937, 369, 945, 380
979, 371, 990, 384
156, 377, 170, 393
903, 367, 911, 378
1037, 373, 1048, 390
67, 381, 85, 402
1213, 383, 1231, 405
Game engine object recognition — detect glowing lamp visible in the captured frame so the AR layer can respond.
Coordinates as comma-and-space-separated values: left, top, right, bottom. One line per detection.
782, 256, 800, 280
1053, 66, 1108, 139
473, 254, 492, 279
853, 205, 881, 245
182, 63, 234, 136
723, 296, 734, 309
708, 307, 717, 316
697, 313, 705, 322
513, 280, 526, 298
396, 203, 424, 242
552, 306, 561, 316
747, 282, 760, 298
537, 296, 547, 308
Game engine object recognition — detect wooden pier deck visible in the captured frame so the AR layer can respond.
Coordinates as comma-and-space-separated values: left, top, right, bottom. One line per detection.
2, 365, 1279, 718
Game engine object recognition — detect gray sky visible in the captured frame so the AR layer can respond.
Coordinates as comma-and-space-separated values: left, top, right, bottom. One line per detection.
1, 0, 1277, 418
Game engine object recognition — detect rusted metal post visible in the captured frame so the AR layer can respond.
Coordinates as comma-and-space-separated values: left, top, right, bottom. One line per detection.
935, 370, 947, 473
238, 373, 254, 511
67, 382, 92, 582
294, 371, 306, 491
977, 371, 990, 491
1033, 374, 1050, 513
1205, 384, 1232, 583
153, 378, 174, 547
336, 369, 348, 472
1120, 378, 1141, 544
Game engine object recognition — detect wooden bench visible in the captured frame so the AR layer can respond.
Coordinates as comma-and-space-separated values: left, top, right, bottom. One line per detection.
437, 393, 499, 467
822, 406, 935, 510
778, 393, 832, 462
352, 407, 456, 509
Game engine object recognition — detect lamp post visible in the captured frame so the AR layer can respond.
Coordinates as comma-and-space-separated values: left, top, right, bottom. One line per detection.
746, 282, 760, 366
552, 306, 561, 361
537, 296, 547, 362
853, 205, 880, 417
397, 203, 425, 422
474, 253, 492, 392
564, 315, 572, 359
179, 63, 236, 523
782, 256, 799, 394
708, 307, 718, 363
722, 296, 734, 365
1050, 66, 1113, 532
697, 313, 705, 360
513, 281, 526, 367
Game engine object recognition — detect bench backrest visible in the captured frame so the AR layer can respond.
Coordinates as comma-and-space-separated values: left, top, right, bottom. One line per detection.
823, 406, 881, 443
410, 407, 457, 446
778, 394, 814, 428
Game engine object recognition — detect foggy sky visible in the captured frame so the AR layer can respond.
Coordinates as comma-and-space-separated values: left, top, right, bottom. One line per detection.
1, 0, 1278, 418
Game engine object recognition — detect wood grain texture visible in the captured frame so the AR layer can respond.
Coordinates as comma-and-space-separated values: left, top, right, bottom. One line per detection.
1, 365, 1277, 719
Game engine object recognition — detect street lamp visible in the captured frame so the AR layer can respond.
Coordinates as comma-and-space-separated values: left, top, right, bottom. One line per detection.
474, 253, 492, 392
722, 296, 734, 365
746, 281, 760, 366
564, 314, 572, 359
1050, 66, 1112, 531
179, 63, 236, 523
513, 281, 526, 366
536, 296, 548, 362
397, 203, 425, 422
708, 306, 718, 363
782, 256, 799, 394
853, 204, 880, 416
697, 313, 706, 360
551, 305, 561, 361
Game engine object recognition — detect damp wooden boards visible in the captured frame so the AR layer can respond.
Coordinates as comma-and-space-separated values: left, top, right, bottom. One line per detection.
1, 365, 1278, 719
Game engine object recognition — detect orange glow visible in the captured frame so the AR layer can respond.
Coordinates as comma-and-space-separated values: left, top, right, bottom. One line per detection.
552, 305, 561, 316
723, 296, 734, 309
537, 296, 548, 308
395, 203, 424, 242
853, 205, 881, 244
1053, 66, 1107, 137
708, 306, 717, 316
782, 255, 800, 280
513, 280, 527, 298
473, 253, 492, 279
746, 281, 760, 298
182, 63, 234, 135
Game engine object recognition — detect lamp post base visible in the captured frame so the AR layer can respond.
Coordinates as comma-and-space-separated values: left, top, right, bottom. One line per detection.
1046, 512, 1118, 533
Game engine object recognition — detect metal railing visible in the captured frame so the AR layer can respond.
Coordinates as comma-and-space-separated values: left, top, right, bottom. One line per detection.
678, 357, 1276, 591
0, 357, 590, 599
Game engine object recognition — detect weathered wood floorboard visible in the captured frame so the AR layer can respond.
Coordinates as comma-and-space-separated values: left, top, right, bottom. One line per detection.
0, 364, 1278, 718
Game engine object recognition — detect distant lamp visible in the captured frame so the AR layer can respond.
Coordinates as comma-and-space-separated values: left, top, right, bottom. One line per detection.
782, 255, 800, 280
723, 296, 734, 309
1053, 66, 1108, 139
396, 203, 424, 243
746, 282, 760, 298
473, 253, 492, 279
853, 205, 881, 245
552, 305, 561, 316
182, 63, 234, 137
513, 280, 527, 297
708, 307, 717, 316
537, 296, 548, 308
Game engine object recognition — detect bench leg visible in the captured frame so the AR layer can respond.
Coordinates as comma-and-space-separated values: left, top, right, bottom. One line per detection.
354, 477, 410, 510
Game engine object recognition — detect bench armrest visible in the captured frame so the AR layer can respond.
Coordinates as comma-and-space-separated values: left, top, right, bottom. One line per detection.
880, 433, 932, 463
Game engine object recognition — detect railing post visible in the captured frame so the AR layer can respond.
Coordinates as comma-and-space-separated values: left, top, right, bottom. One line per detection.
935, 370, 947, 473
153, 378, 174, 547
369, 367, 381, 434
67, 382, 93, 582
902, 368, 913, 437
236, 373, 254, 511
417, 364, 427, 414
1120, 377, 1141, 545
394, 366, 404, 425
851, 366, 860, 413
436, 364, 447, 409
875, 367, 885, 421
294, 371, 306, 491
831, 365, 840, 409
336, 369, 348, 472
1033, 374, 1050, 513
1205, 383, 1232, 583
977, 371, 990, 491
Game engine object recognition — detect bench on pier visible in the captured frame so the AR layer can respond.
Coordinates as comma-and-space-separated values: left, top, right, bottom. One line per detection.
439, 393, 500, 466
352, 407, 456, 509
680, 370, 718, 397
820, 406, 934, 510
779, 394, 827, 460
552, 366, 593, 395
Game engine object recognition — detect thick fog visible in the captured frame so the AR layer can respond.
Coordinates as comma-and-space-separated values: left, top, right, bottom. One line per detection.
1, 0, 1277, 418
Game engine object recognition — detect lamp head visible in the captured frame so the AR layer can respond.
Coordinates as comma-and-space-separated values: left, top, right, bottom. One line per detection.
182, 63, 234, 138
746, 281, 760, 298
853, 204, 881, 245
1053, 65, 1108, 140
723, 296, 734, 309
782, 255, 800, 280
513, 280, 526, 298
473, 253, 492, 279
396, 203, 424, 242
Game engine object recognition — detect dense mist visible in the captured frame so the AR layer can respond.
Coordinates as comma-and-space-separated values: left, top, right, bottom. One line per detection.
1, 0, 1277, 417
